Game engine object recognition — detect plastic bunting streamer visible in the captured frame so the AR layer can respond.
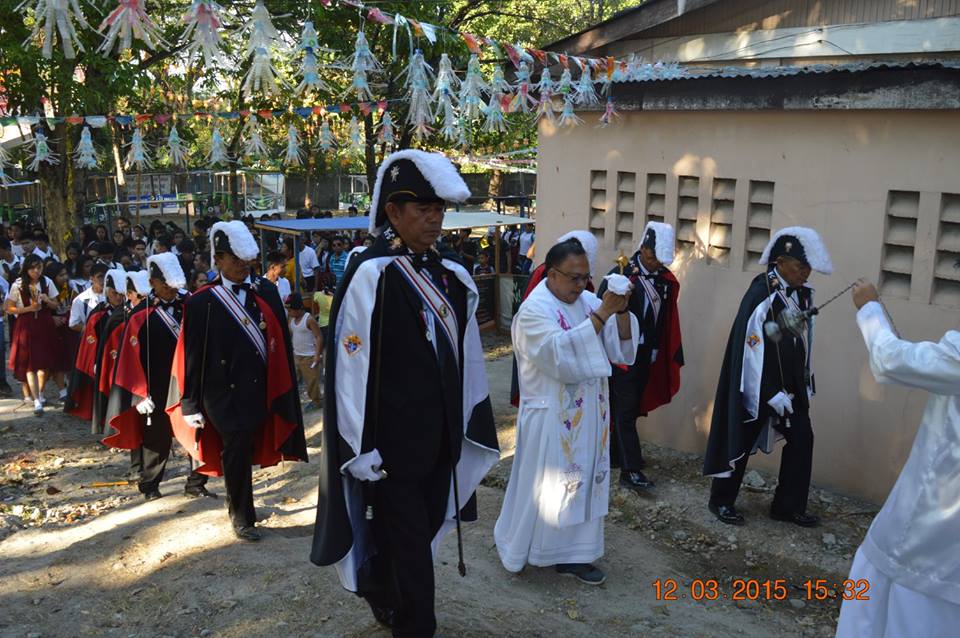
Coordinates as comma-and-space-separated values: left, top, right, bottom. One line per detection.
557, 67, 574, 97
166, 124, 188, 167
74, 126, 98, 169
206, 126, 230, 167
125, 127, 151, 170
240, 1, 284, 100
483, 67, 510, 133
574, 65, 599, 106
319, 119, 335, 152
510, 61, 537, 113
377, 112, 395, 147
345, 30, 380, 101
401, 50, 435, 141
439, 97, 459, 142
557, 95, 583, 128
597, 97, 619, 128
347, 116, 364, 156
20, 0, 91, 59
433, 53, 460, 103
242, 115, 268, 160
296, 21, 333, 96
535, 68, 556, 123
98, 0, 168, 55
284, 125, 303, 166
181, 0, 225, 70
459, 54, 487, 121
26, 130, 59, 171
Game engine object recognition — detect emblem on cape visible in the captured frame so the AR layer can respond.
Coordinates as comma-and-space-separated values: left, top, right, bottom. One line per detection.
130, 336, 138, 346
259, 321, 267, 330
110, 350, 118, 360
86, 335, 95, 344
343, 334, 362, 356
390, 165, 400, 182
747, 334, 761, 349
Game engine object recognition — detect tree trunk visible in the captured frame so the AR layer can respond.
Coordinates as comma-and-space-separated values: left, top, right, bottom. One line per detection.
39, 125, 71, 254
488, 169, 503, 206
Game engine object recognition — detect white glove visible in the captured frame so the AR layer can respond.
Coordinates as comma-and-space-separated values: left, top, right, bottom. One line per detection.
767, 391, 794, 417
135, 397, 155, 415
603, 273, 633, 295
183, 413, 205, 429
344, 449, 387, 482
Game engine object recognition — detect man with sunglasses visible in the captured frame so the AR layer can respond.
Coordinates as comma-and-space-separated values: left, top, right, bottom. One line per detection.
496, 237, 639, 586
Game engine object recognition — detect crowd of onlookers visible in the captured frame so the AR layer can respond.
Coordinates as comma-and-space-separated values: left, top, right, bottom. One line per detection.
0, 208, 533, 414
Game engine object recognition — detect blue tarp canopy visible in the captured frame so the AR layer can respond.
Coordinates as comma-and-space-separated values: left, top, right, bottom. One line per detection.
254, 211, 534, 235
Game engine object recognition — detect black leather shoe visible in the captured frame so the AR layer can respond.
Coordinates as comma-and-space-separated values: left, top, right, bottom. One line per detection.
234, 526, 261, 542
367, 602, 396, 628
555, 563, 607, 585
184, 486, 218, 499
708, 502, 745, 525
143, 489, 163, 501
619, 471, 654, 491
770, 511, 821, 527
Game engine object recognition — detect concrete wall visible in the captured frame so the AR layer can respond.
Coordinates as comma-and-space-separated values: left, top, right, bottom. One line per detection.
536, 109, 960, 504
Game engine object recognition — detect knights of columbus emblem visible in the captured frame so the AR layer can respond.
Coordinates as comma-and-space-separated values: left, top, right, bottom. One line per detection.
343, 334, 363, 356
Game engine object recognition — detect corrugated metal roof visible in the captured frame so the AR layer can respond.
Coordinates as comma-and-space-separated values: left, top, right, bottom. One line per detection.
611, 59, 960, 83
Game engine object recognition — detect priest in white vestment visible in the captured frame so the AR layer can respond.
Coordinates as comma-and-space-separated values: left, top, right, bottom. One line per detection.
495, 237, 639, 585
836, 279, 960, 637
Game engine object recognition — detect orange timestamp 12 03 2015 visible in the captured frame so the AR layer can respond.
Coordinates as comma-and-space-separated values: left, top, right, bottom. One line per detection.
652, 578, 871, 602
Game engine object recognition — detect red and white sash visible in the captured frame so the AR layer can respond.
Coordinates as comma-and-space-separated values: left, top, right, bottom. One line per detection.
393, 256, 460, 366
637, 276, 662, 324
210, 284, 267, 361
153, 306, 181, 338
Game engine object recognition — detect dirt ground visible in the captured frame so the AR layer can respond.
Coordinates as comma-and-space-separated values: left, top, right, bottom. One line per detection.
0, 338, 875, 638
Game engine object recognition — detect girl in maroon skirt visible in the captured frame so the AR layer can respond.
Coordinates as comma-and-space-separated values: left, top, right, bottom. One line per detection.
45, 262, 79, 405
5, 255, 62, 416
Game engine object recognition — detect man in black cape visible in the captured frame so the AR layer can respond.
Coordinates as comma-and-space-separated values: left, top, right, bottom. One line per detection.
166, 221, 307, 541
704, 227, 832, 527
310, 150, 500, 638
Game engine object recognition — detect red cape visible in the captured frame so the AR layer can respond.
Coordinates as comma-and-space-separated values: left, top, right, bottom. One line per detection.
64, 308, 107, 421
166, 291, 303, 477
102, 308, 152, 450
638, 270, 683, 414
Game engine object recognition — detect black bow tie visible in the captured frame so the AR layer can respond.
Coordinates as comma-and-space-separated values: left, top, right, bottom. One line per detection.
232, 283, 251, 295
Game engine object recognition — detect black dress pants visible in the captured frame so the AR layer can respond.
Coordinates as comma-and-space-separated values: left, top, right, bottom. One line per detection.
364, 455, 452, 638
609, 364, 649, 472
710, 408, 814, 515
217, 427, 256, 528
133, 412, 208, 494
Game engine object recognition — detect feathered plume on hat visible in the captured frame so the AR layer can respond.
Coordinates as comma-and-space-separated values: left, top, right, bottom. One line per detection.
126, 270, 151, 296
147, 253, 187, 290
557, 229, 597, 273
210, 220, 259, 263
369, 149, 471, 235
639, 221, 676, 266
105, 268, 127, 292
759, 226, 833, 275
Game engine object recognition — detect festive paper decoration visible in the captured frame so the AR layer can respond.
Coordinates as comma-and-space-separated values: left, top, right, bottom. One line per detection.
574, 66, 599, 106
284, 124, 303, 166
125, 127, 151, 170
345, 30, 380, 101
483, 67, 510, 133
26, 130, 59, 171
557, 95, 583, 128
181, 0, 225, 70
377, 112, 395, 147
439, 97, 460, 142
242, 115, 268, 159
165, 124, 188, 167
510, 61, 537, 113
74, 126, 98, 169
319, 119, 335, 152
0, 140, 13, 184
296, 21, 333, 96
535, 68, 556, 123
21, 0, 92, 59
598, 97, 619, 128
206, 126, 230, 167
433, 53, 461, 102
98, 0, 168, 55
459, 54, 487, 121
240, 1, 284, 100
557, 67, 574, 96
347, 116, 364, 155
401, 50, 434, 141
